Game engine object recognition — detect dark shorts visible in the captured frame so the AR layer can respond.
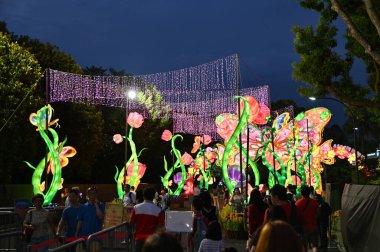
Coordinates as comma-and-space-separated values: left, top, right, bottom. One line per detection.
303, 229, 319, 247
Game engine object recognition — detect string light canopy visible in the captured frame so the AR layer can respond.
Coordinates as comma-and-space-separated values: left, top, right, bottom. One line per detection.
47, 54, 290, 137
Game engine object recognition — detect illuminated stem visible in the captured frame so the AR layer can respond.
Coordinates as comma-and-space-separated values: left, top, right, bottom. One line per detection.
311, 167, 320, 192
235, 143, 260, 186
286, 130, 300, 185
117, 155, 134, 199
221, 96, 249, 194
31, 158, 47, 195
127, 127, 140, 188
261, 128, 286, 186
172, 135, 186, 196
161, 159, 179, 195
35, 106, 61, 205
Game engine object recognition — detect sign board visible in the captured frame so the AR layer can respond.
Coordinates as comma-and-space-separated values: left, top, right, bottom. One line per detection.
104, 203, 123, 228
165, 211, 193, 233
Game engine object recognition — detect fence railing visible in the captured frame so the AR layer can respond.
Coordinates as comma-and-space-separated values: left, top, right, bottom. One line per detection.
47, 221, 132, 252
0, 230, 25, 251
86, 221, 131, 252
47, 238, 86, 252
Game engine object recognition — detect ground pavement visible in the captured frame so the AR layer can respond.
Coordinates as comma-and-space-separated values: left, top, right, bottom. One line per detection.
223, 238, 342, 252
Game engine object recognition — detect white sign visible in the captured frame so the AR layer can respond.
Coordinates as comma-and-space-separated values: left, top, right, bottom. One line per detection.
165, 211, 193, 233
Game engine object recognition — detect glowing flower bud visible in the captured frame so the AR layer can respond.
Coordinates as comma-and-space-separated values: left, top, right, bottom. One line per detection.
113, 134, 123, 144
127, 112, 144, 128
161, 129, 172, 141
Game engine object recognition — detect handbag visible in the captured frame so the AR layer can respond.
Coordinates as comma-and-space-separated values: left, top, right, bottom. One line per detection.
22, 211, 33, 242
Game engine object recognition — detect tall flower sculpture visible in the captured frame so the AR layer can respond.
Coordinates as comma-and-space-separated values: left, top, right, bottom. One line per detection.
215, 96, 270, 193
160, 129, 188, 195
113, 112, 147, 199
188, 135, 217, 190
25, 105, 77, 205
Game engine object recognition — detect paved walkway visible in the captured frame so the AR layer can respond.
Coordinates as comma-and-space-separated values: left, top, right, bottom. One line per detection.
223, 239, 343, 252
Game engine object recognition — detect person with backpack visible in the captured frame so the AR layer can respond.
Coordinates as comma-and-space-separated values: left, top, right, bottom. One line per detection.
198, 221, 224, 252
190, 196, 209, 252
296, 186, 319, 252
122, 184, 136, 207
200, 190, 218, 222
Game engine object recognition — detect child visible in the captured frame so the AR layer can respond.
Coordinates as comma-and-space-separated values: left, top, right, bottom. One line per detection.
198, 221, 224, 252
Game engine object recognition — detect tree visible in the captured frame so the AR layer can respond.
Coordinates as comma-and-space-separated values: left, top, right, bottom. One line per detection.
0, 22, 104, 183
292, 0, 380, 143
0, 32, 43, 183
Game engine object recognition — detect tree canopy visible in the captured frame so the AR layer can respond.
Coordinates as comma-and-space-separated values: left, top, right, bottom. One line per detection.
293, 0, 380, 145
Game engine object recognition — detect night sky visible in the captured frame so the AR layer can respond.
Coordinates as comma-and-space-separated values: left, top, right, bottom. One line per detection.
1, 0, 362, 124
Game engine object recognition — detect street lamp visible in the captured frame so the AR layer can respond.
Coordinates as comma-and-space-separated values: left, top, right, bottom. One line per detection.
309, 96, 360, 184
124, 89, 137, 185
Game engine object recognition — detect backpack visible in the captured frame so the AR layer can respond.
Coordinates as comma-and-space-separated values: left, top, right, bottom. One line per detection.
202, 206, 218, 222
128, 192, 136, 205
192, 216, 207, 251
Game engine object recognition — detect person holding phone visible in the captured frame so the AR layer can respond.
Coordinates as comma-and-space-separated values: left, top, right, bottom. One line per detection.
75, 187, 105, 237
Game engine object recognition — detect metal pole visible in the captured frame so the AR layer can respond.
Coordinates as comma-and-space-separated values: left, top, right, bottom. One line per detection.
271, 128, 278, 184
306, 119, 311, 186
45, 70, 49, 194
293, 124, 297, 188
246, 120, 249, 201
353, 127, 359, 183
123, 98, 129, 185
236, 53, 244, 191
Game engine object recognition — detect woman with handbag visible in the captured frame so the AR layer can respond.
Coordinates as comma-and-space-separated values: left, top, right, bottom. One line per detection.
23, 194, 55, 252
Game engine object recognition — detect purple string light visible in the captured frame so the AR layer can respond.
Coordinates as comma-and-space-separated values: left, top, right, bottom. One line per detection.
47, 55, 292, 137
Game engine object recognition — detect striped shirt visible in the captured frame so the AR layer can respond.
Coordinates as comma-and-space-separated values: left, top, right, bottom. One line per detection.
198, 239, 224, 252
130, 201, 164, 240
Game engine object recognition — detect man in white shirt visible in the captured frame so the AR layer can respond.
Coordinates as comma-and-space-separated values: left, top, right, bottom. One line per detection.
122, 184, 136, 207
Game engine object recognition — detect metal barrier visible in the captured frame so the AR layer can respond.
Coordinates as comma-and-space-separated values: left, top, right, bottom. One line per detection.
0, 211, 20, 232
48, 238, 86, 252
0, 230, 25, 251
86, 222, 131, 252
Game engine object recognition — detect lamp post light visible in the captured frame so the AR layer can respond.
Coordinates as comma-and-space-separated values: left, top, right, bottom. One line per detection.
124, 89, 137, 185
309, 96, 360, 184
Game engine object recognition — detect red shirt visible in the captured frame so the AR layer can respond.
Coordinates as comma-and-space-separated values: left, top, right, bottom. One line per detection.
130, 201, 164, 240
263, 203, 303, 225
295, 197, 318, 231
248, 204, 267, 235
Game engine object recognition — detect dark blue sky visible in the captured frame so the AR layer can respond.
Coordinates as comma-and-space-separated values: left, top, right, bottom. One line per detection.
1, 0, 359, 124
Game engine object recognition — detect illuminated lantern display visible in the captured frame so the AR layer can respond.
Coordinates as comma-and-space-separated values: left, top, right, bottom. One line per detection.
216, 96, 270, 193
25, 105, 77, 205
160, 130, 188, 195
113, 112, 147, 199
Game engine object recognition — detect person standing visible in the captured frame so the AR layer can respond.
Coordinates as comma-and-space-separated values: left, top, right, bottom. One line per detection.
316, 194, 331, 252
130, 187, 164, 252
248, 188, 268, 239
122, 184, 136, 207
75, 187, 105, 236
263, 184, 302, 224
198, 221, 224, 252
230, 188, 244, 213
160, 188, 169, 211
56, 188, 81, 243
296, 186, 319, 252
23, 194, 55, 252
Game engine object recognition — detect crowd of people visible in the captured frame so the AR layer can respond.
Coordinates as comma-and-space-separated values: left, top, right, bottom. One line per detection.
21, 183, 331, 252
247, 184, 331, 252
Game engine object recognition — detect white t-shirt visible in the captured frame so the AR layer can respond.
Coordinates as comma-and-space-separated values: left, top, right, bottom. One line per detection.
122, 191, 136, 206
198, 239, 224, 252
